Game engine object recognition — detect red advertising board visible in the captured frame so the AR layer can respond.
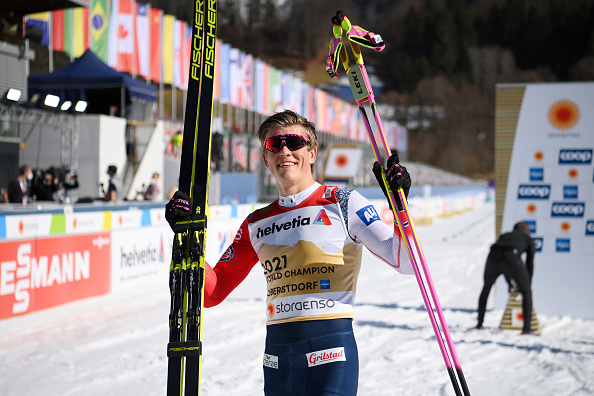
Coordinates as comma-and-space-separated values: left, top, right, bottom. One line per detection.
0, 233, 111, 320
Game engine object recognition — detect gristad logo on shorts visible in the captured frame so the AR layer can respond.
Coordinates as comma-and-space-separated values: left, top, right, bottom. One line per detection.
306, 347, 346, 367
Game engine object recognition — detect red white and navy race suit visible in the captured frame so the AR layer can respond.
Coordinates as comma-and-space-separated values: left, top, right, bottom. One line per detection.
204, 183, 414, 395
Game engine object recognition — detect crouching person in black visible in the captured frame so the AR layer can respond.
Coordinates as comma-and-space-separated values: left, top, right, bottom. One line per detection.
476, 221, 535, 334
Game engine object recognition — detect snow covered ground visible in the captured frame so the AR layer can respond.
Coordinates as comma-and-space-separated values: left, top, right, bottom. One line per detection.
1, 201, 593, 396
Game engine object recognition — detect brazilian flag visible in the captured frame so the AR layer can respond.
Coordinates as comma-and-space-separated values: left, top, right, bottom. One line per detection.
91, 0, 109, 62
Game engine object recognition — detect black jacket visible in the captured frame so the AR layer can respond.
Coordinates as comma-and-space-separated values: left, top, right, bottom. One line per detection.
492, 229, 535, 279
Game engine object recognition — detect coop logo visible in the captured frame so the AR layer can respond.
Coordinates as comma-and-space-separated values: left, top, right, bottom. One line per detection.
551, 202, 585, 217
533, 237, 543, 253
517, 185, 550, 200
558, 149, 592, 165
563, 185, 578, 199
555, 238, 570, 253
529, 168, 544, 182
586, 221, 594, 236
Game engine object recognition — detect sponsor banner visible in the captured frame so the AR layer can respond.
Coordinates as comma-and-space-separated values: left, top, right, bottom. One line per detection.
0, 233, 111, 319
66, 211, 109, 234
110, 209, 143, 230
266, 291, 354, 322
501, 82, 594, 318
110, 226, 171, 291
306, 347, 346, 367
4, 214, 55, 240
149, 208, 168, 227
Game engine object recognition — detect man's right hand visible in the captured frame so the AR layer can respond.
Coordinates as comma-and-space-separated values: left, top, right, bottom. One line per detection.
165, 191, 192, 230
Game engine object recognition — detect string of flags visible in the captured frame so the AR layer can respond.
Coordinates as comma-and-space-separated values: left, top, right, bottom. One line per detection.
25, 0, 406, 147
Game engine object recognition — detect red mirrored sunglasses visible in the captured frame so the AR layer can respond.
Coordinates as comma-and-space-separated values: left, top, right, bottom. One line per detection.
263, 134, 310, 153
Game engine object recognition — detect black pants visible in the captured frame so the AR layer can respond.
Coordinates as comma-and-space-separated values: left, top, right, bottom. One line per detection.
477, 248, 532, 332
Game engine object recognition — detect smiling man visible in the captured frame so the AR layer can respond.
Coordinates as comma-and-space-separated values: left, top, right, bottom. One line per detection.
166, 109, 414, 395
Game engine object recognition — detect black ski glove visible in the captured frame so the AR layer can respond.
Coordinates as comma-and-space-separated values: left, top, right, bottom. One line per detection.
165, 191, 192, 230
372, 152, 411, 211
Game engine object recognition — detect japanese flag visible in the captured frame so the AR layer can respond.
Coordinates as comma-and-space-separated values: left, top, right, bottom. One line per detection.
323, 146, 363, 179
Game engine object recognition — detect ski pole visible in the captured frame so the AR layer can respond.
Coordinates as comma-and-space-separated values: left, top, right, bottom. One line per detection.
326, 10, 471, 396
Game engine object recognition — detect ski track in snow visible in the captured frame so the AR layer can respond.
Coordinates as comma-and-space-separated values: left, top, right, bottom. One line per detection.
1, 201, 593, 395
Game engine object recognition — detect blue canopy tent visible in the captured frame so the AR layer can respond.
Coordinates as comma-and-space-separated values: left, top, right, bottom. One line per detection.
28, 49, 156, 117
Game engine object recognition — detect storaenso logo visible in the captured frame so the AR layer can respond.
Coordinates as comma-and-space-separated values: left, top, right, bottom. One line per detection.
256, 216, 311, 239
558, 149, 592, 164
551, 202, 585, 217
517, 185, 551, 199
274, 299, 336, 315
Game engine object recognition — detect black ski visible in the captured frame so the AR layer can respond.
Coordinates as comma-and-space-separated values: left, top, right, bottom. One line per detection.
166, 1, 217, 395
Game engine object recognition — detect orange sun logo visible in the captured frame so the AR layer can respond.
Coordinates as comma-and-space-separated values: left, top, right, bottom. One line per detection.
527, 204, 537, 214
568, 169, 578, 178
267, 303, 275, 318
534, 151, 544, 161
561, 222, 571, 232
548, 99, 580, 130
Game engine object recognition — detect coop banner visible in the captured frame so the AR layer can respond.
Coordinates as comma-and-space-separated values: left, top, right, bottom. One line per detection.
501, 82, 594, 318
